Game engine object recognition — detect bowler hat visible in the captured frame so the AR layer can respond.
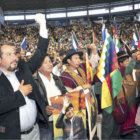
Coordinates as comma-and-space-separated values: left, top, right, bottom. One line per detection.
117, 51, 129, 61
59, 50, 66, 56
62, 49, 83, 64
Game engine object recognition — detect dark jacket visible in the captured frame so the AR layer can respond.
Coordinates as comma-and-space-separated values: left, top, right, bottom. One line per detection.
56, 113, 87, 140
34, 72, 67, 128
0, 36, 49, 139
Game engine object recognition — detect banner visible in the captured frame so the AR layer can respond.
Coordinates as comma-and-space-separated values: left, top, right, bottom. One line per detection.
84, 89, 98, 140
50, 89, 98, 140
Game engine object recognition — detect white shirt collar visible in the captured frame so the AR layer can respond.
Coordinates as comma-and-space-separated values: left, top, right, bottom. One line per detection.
38, 72, 53, 81
0, 68, 18, 77
70, 116, 74, 122
0, 68, 15, 77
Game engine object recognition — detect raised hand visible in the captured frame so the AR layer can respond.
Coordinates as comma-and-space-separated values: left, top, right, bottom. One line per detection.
132, 52, 137, 60
34, 13, 48, 38
18, 80, 32, 96
63, 96, 70, 111
34, 13, 46, 26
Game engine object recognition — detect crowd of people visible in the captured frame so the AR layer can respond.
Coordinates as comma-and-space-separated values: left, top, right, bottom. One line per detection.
0, 21, 140, 53
0, 13, 140, 140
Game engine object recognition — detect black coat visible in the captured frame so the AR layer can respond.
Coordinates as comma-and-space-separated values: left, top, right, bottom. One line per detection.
0, 36, 49, 139
34, 72, 67, 128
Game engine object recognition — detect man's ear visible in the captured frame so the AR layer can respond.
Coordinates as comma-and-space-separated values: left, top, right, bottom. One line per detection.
120, 62, 123, 66
0, 58, 2, 64
67, 59, 71, 64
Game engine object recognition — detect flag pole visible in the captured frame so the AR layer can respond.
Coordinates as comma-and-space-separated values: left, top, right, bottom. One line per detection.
20, 37, 26, 46
72, 30, 79, 44
135, 24, 140, 40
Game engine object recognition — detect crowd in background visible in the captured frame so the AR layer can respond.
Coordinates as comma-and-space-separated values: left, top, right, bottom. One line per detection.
0, 21, 140, 55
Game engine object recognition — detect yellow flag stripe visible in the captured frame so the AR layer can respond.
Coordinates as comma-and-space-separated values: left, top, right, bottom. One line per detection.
101, 80, 112, 109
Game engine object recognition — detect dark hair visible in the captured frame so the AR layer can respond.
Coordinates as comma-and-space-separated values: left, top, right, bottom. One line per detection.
65, 103, 73, 113
59, 50, 66, 56
87, 48, 92, 56
117, 51, 129, 64
118, 56, 129, 64
66, 55, 73, 63
39, 54, 52, 68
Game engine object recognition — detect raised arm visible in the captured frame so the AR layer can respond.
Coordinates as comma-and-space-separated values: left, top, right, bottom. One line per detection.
27, 14, 49, 73
56, 96, 70, 128
124, 53, 137, 75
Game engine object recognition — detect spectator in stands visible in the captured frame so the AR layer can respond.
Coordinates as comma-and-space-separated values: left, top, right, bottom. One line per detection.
20, 49, 26, 60
34, 55, 67, 140
53, 49, 66, 76
1, 22, 139, 54
95, 50, 138, 140
89, 43, 100, 71
60, 49, 91, 92
0, 14, 49, 140
117, 51, 139, 139
26, 51, 33, 61
101, 51, 138, 140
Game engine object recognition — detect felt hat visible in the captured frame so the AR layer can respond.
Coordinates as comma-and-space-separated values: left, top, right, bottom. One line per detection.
62, 49, 83, 64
